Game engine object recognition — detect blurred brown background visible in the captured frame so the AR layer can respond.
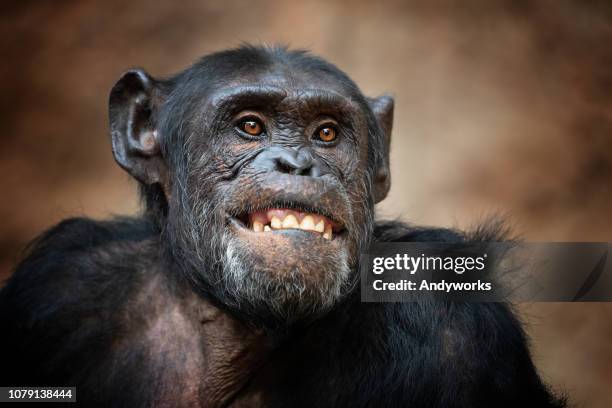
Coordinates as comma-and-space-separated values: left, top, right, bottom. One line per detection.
1, 0, 611, 406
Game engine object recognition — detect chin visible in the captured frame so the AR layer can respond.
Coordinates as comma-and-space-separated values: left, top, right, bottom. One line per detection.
214, 206, 356, 324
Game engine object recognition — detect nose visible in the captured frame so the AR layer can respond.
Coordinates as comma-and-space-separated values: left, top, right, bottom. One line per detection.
275, 148, 324, 177
251, 146, 330, 177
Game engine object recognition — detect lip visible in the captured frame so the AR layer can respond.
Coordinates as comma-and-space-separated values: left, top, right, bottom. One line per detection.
222, 172, 351, 233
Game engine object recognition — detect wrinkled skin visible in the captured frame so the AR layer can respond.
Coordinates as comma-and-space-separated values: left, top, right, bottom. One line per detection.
174, 83, 371, 323
109, 47, 392, 326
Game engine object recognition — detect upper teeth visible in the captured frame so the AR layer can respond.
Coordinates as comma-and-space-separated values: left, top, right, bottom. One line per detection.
282, 214, 298, 229
249, 209, 335, 240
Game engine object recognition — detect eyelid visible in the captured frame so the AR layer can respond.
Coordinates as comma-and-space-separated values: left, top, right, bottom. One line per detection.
234, 111, 266, 135
234, 111, 264, 125
315, 117, 339, 131
315, 124, 338, 134
237, 117, 262, 127
313, 117, 338, 129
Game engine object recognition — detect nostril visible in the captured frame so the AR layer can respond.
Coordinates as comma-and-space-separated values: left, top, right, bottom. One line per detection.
276, 160, 297, 175
295, 165, 314, 177
272, 153, 325, 177
274, 156, 315, 176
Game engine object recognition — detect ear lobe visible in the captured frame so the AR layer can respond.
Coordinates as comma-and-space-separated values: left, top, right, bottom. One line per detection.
109, 69, 165, 185
369, 95, 394, 203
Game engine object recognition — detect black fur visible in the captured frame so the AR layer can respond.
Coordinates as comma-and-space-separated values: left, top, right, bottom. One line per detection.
0, 218, 565, 407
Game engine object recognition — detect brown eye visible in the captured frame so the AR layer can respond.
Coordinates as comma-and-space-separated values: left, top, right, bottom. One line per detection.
240, 119, 264, 136
317, 126, 337, 143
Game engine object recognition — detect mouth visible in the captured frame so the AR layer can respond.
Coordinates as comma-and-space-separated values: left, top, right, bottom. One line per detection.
225, 173, 350, 242
231, 205, 344, 241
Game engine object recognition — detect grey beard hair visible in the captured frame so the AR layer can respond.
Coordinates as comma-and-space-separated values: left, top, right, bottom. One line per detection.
219, 231, 352, 323
168, 145, 375, 323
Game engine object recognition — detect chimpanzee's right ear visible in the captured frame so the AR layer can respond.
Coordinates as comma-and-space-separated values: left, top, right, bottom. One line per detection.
109, 69, 166, 185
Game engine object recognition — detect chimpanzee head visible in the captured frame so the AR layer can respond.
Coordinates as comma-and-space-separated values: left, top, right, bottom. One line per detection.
109, 45, 393, 326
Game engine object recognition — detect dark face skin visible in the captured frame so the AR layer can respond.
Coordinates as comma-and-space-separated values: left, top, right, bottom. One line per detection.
109, 47, 393, 327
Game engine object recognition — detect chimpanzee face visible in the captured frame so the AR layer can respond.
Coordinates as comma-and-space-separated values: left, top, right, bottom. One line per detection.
109, 47, 393, 325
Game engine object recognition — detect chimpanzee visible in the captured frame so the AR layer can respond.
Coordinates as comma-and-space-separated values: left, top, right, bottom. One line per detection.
0, 45, 565, 407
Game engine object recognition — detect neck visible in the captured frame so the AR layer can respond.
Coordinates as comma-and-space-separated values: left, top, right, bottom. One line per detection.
141, 250, 274, 408
194, 298, 275, 407
172, 263, 291, 407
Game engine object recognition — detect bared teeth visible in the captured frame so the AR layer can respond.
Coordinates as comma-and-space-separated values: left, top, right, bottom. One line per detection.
282, 214, 299, 229
323, 224, 332, 240
270, 216, 282, 229
301, 215, 315, 231
314, 219, 325, 233
249, 209, 336, 240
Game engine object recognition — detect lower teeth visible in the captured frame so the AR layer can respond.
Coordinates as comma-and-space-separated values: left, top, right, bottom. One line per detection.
251, 225, 332, 240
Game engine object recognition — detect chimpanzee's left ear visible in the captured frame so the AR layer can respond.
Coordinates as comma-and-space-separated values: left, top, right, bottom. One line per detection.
369, 95, 394, 203
108, 69, 166, 186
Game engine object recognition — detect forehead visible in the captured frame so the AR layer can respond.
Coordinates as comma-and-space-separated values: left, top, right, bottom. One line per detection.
166, 50, 372, 126
242, 64, 353, 93
177, 49, 358, 96
204, 66, 364, 114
